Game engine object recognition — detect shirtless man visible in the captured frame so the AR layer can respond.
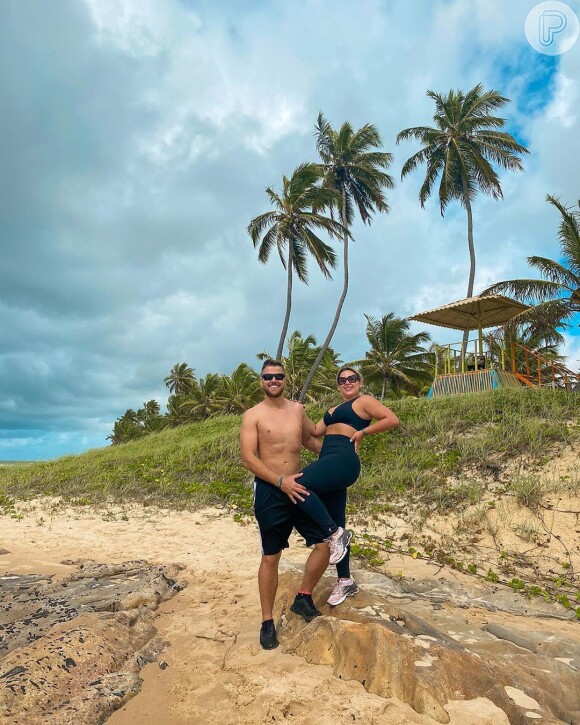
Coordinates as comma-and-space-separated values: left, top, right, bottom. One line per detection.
240, 359, 332, 650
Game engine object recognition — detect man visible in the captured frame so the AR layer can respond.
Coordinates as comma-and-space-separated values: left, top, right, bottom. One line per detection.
240, 359, 336, 650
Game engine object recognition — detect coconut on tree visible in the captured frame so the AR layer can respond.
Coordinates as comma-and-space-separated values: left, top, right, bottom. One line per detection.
397, 84, 528, 354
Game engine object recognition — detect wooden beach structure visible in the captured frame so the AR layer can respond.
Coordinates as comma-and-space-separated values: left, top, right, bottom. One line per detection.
409, 294, 580, 397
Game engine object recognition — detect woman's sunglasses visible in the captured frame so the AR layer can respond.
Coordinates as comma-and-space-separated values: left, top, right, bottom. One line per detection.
337, 374, 359, 385
262, 373, 286, 381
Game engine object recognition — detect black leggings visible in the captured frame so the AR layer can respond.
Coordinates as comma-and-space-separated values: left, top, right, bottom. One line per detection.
320, 487, 351, 578
294, 435, 360, 560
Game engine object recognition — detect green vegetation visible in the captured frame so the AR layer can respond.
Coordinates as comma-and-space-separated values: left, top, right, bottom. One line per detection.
2, 389, 578, 514
484, 194, 580, 334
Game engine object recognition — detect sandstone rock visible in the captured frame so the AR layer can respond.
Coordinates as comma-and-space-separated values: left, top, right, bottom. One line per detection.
277, 573, 580, 724
0, 561, 186, 723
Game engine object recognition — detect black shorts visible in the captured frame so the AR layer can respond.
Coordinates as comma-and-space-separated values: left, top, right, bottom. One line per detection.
253, 477, 327, 555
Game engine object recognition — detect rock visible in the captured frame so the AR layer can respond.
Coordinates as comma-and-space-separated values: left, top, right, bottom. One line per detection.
277, 573, 580, 725
0, 561, 187, 723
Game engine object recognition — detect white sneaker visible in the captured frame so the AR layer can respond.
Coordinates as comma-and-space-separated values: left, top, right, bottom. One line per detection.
327, 578, 359, 606
325, 527, 352, 565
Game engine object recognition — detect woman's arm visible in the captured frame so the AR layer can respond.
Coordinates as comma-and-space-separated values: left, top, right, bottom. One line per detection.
311, 418, 327, 438
360, 396, 399, 434
350, 396, 399, 452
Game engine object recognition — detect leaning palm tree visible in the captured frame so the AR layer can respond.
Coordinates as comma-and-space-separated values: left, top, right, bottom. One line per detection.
299, 114, 394, 401
483, 195, 580, 336
164, 362, 196, 396
397, 84, 528, 352
248, 163, 344, 359
354, 313, 432, 398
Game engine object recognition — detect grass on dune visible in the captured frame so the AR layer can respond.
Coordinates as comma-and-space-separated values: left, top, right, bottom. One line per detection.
0, 389, 578, 515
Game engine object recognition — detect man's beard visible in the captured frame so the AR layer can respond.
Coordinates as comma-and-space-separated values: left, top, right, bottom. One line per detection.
264, 386, 284, 398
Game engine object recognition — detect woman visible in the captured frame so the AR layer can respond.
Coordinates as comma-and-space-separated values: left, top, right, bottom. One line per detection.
292, 366, 399, 604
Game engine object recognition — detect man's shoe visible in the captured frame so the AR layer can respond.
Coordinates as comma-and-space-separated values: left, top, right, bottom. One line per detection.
325, 527, 352, 565
259, 619, 279, 649
290, 593, 322, 623
327, 578, 359, 606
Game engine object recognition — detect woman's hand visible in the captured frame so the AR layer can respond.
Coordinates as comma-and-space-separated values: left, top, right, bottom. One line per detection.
349, 430, 365, 453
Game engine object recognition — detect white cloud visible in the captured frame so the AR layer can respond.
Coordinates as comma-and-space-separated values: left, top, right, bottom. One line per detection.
2, 0, 580, 459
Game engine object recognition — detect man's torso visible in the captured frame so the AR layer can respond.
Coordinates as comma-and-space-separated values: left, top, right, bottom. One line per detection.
255, 400, 303, 476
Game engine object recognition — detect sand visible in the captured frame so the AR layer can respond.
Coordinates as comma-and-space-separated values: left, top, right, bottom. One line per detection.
1, 500, 532, 724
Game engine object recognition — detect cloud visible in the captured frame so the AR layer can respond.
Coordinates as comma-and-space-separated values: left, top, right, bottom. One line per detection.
1, 0, 579, 459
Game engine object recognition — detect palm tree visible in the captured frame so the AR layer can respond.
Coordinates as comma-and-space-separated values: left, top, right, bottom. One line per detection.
164, 363, 196, 396
299, 114, 394, 401
397, 84, 528, 352
180, 373, 221, 420
248, 163, 344, 359
483, 321, 564, 373
483, 195, 580, 335
258, 330, 341, 401
214, 364, 262, 414
354, 314, 432, 398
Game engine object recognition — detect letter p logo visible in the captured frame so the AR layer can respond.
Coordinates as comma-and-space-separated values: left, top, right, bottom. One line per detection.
526, 2, 579, 55
539, 10, 567, 46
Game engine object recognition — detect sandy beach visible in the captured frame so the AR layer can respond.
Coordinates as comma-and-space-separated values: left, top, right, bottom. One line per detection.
7, 500, 567, 723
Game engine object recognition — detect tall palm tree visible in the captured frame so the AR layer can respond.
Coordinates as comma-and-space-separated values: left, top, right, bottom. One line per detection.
164, 362, 196, 396
248, 163, 344, 359
397, 84, 528, 352
354, 313, 432, 398
483, 195, 580, 335
299, 114, 394, 402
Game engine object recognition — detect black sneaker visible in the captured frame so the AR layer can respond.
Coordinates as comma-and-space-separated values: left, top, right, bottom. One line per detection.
259, 619, 279, 650
290, 593, 322, 623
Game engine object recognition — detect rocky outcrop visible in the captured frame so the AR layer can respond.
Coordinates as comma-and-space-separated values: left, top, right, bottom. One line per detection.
0, 561, 186, 723
276, 573, 580, 724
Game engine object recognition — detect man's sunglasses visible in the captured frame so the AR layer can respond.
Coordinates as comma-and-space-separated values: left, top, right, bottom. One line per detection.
262, 373, 285, 381
337, 374, 359, 385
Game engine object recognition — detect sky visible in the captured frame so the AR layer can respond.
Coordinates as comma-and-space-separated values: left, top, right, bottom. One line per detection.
1, 0, 579, 460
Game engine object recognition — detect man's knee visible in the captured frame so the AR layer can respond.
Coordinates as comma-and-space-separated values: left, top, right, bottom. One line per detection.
261, 552, 282, 568
312, 542, 330, 559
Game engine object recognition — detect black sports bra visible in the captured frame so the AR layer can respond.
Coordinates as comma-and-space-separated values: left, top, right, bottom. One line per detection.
323, 397, 371, 431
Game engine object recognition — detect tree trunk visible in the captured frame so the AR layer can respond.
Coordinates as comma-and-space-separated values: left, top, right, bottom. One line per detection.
299, 189, 349, 402
461, 193, 476, 363
276, 241, 293, 360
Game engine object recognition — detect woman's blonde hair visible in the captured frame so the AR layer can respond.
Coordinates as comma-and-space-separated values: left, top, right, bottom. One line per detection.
336, 366, 364, 386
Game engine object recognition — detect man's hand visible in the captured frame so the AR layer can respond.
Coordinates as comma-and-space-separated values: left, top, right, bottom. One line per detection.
280, 472, 310, 504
